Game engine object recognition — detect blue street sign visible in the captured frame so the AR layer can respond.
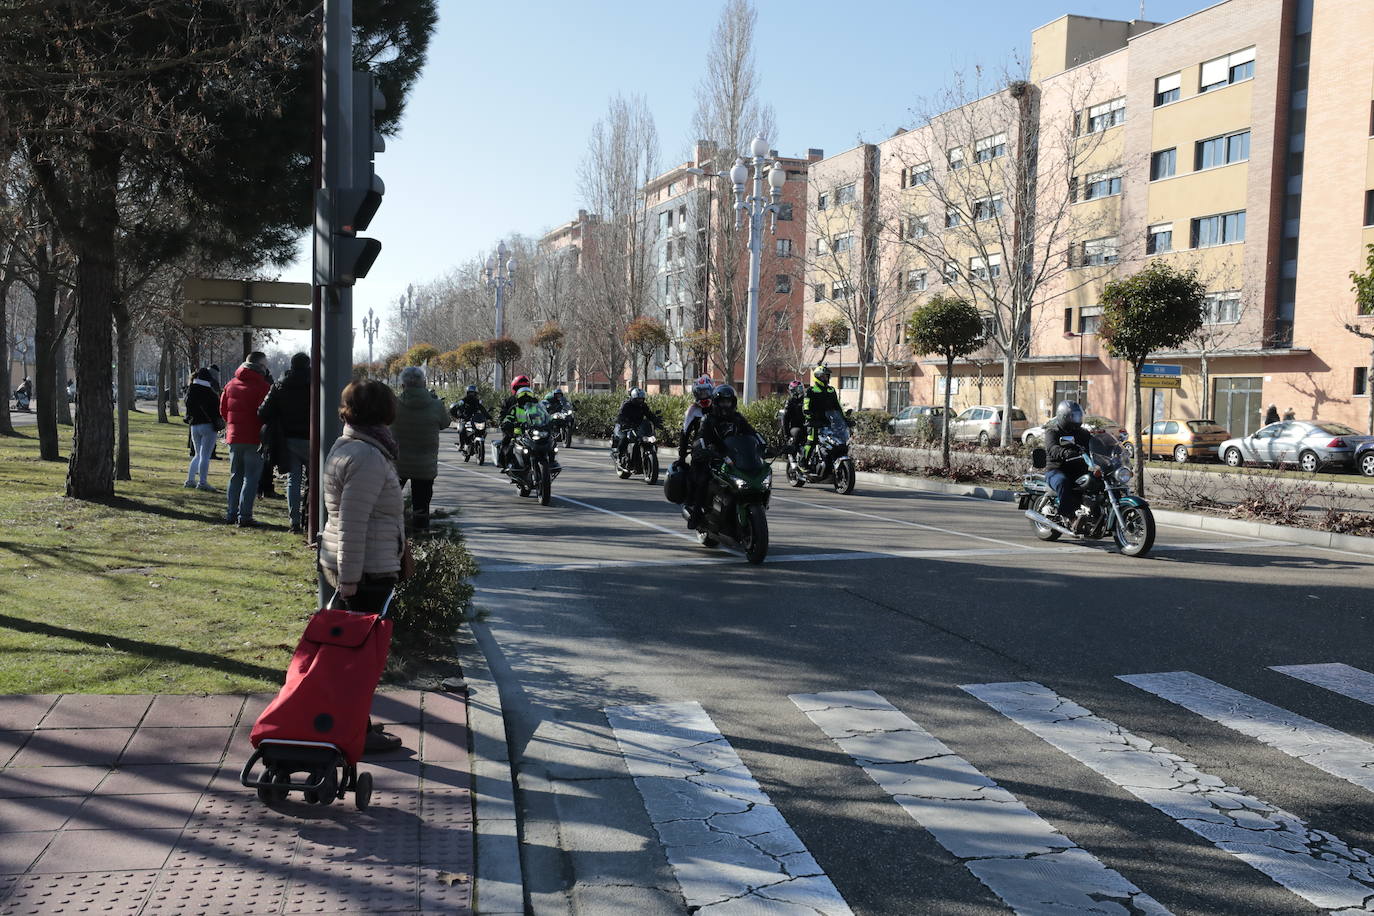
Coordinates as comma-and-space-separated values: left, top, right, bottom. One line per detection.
1141, 363, 1182, 378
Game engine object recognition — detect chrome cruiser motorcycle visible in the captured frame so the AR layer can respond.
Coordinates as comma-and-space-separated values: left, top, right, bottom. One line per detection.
1016, 433, 1155, 557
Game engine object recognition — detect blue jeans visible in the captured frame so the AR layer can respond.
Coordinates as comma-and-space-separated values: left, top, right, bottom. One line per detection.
285, 437, 310, 528
1045, 468, 1081, 517
227, 443, 264, 522
186, 424, 217, 486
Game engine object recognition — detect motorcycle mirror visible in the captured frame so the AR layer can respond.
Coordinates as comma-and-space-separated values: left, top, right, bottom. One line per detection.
1059, 436, 1076, 445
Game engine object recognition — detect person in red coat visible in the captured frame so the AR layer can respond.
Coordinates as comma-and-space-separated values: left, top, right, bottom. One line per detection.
220, 352, 272, 527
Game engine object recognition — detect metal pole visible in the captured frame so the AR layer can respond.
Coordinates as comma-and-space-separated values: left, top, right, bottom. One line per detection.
494, 276, 506, 391
1076, 331, 1084, 401
743, 156, 763, 403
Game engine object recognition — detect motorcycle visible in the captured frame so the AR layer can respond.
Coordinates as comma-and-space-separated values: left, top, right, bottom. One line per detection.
13, 389, 31, 412
457, 419, 487, 465
786, 409, 856, 495
614, 418, 660, 484
1015, 433, 1156, 557
546, 406, 575, 447
503, 403, 560, 506
684, 434, 773, 565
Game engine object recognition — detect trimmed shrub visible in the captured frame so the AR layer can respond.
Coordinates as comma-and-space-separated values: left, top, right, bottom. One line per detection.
852, 410, 893, 442
391, 527, 478, 653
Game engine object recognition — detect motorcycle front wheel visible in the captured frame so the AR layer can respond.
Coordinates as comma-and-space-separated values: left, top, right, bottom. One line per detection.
1031, 493, 1061, 541
833, 460, 856, 495
538, 463, 552, 506
1114, 504, 1155, 556
478, 442, 486, 466
739, 505, 769, 565
644, 449, 659, 485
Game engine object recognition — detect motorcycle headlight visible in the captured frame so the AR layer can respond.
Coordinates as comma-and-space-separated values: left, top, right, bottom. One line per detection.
734, 478, 747, 488
644, 435, 656, 444
1114, 467, 1133, 484
531, 431, 546, 439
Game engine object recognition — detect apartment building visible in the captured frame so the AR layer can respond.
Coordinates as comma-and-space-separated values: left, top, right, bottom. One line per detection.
803, 0, 1374, 435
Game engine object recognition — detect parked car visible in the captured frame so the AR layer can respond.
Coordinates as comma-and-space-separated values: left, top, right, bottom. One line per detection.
1138, 418, 1231, 463
888, 405, 948, 438
1022, 415, 1127, 447
1219, 420, 1374, 473
134, 385, 157, 400
949, 405, 1030, 446
1355, 440, 1374, 478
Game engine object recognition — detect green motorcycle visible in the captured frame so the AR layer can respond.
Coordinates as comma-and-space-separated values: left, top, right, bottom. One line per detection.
689, 433, 773, 565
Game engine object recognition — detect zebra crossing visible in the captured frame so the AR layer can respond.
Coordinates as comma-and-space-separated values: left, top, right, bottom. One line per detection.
608, 661, 1374, 914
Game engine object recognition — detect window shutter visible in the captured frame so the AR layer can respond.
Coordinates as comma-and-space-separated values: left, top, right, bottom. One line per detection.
1229, 46, 1256, 66
1063, 308, 1073, 334
1200, 56, 1228, 87
1156, 72, 1181, 93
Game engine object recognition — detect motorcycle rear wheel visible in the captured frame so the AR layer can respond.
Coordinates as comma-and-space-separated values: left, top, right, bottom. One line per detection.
834, 461, 855, 495
1114, 504, 1155, 556
1031, 493, 1061, 541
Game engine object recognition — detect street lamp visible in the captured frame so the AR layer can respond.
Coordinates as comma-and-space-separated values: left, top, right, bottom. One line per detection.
1063, 328, 1085, 404
362, 307, 381, 366
730, 136, 787, 403
398, 283, 416, 350
485, 240, 516, 389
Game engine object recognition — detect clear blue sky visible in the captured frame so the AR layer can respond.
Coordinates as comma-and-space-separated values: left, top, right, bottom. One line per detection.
280, 0, 1207, 351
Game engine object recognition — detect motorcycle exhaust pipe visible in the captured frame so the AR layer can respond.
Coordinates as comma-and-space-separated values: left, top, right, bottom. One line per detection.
1024, 510, 1079, 538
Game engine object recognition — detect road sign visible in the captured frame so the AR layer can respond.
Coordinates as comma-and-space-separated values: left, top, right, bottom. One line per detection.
1140, 375, 1181, 389
1141, 363, 1182, 379
181, 302, 313, 331
180, 278, 312, 306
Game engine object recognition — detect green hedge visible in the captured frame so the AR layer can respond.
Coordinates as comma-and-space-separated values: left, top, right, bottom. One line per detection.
569, 392, 787, 452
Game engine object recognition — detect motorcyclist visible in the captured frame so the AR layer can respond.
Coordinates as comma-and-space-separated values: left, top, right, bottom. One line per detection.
543, 387, 572, 414
778, 380, 806, 458
679, 376, 714, 460
451, 385, 492, 450
496, 375, 532, 469
685, 384, 760, 529
1042, 400, 1095, 525
612, 387, 660, 458
500, 386, 539, 468
14, 377, 32, 410
801, 366, 842, 466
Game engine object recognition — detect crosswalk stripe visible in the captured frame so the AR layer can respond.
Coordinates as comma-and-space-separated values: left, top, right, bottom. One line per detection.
964, 680, 1374, 912
1272, 663, 1374, 707
791, 690, 1172, 915
1118, 671, 1374, 794
604, 701, 853, 915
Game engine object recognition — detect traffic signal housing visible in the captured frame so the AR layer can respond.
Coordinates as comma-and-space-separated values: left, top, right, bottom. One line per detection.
316, 69, 386, 287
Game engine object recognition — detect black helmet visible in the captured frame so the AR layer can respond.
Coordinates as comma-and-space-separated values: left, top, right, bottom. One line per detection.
1055, 400, 1084, 430
464, 385, 479, 396
630, 387, 646, 401
711, 384, 738, 417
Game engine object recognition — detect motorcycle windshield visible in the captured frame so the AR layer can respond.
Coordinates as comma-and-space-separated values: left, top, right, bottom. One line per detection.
1088, 433, 1122, 467
636, 419, 654, 437
723, 434, 765, 473
824, 410, 850, 444
518, 403, 551, 429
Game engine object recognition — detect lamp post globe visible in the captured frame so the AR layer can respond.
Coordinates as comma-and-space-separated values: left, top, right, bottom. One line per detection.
729, 160, 749, 186
749, 135, 769, 158
768, 162, 787, 190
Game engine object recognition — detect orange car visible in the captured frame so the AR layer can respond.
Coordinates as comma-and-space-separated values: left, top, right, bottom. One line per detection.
1139, 418, 1231, 462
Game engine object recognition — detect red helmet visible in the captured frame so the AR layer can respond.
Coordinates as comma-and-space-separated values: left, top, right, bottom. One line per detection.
510, 374, 531, 393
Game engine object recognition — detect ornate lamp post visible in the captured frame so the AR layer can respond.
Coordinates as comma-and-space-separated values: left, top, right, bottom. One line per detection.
730, 136, 787, 403
362, 307, 381, 366
484, 240, 516, 389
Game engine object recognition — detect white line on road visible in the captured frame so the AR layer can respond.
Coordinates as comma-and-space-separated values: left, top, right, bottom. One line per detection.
791, 690, 1171, 915
1118, 671, 1374, 794
480, 546, 1036, 574
964, 680, 1374, 912
1272, 663, 1374, 707
604, 701, 853, 915
770, 493, 1036, 551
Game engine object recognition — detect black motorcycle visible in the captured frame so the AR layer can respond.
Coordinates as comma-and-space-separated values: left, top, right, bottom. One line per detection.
786, 409, 856, 494
503, 404, 560, 506
13, 389, 31, 412
457, 419, 487, 465
614, 418, 660, 484
546, 403, 575, 448
685, 434, 773, 565
1016, 433, 1156, 557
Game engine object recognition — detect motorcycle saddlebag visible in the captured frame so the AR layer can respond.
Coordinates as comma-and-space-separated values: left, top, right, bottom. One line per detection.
663, 459, 688, 504
250, 608, 393, 766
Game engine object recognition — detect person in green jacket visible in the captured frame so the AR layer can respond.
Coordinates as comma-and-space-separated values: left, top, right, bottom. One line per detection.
390, 366, 451, 529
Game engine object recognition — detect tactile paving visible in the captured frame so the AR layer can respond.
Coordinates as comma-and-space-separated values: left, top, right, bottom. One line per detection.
285, 862, 418, 913
168, 820, 301, 870
0, 870, 158, 915
142, 866, 289, 914
418, 864, 473, 914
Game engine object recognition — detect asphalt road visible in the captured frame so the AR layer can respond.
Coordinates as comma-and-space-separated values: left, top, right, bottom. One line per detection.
441, 429, 1374, 916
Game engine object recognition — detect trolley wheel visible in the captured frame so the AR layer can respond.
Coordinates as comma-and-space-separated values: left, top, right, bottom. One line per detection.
355, 771, 373, 810
256, 768, 289, 804
305, 767, 339, 805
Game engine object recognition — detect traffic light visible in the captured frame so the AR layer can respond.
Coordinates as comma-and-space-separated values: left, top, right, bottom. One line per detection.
317, 70, 386, 287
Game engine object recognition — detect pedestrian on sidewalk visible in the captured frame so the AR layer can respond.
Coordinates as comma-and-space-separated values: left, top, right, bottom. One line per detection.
318, 378, 406, 753
220, 352, 272, 527
255, 366, 284, 503
183, 368, 222, 491
1283, 406, 1296, 421
258, 352, 312, 534
1264, 404, 1280, 426
391, 366, 450, 530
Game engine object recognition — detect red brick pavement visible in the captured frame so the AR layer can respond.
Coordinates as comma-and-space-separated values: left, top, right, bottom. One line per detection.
0, 690, 474, 915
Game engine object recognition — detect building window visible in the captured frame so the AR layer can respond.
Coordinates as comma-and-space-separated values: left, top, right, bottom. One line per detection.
968, 253, 1002, 281
974, 132, 1007, 162
887, 380, 909, 413
1196, 130, 1251, 170
909, 163, 932, 186
667, 181, 677, 196
1150, 148, 1176, 180
900, 215, 928, 239
836, 183, 857, 206
1053, 380, 1088, 410
1203, 290, 1242, 324
1146, 223, 1173, 255
814, 283, 827, 301
840, 375, 859, 390
818, 191, 829, 211
1200, 47, 1256, 92
942, 262, 960, 284
944, 207, 962, 228
1191, 210, 1246, 248
1079, 305, 1103, 335
832, 282, 852, 300
947, 146, 965, 170
1082, 170, 1122, 201
1364, 189, 1374, 227
775, 274, 792, 294
1356, 367, 1369, 397
1080, 236, 1120, 267
906, 269, 928, 292
777, 203, 794, 221
658, 211, 670, 234
836, 326, 851, 345
833, 232, 854, 253
1083, 97, 1125, 134
973, 195, 1004, 221
776, 238, 793, 258
1154, 72, 1181, 107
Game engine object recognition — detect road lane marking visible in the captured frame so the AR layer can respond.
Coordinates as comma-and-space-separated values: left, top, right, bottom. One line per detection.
1272, 663, 1374, 706
604, 701, 853, 915
964, 680, 1374, 912
480, 546, 1037, 574
1119, 671, 1374, 794
790, 690, 1171, 915
771, 493, 1035, 550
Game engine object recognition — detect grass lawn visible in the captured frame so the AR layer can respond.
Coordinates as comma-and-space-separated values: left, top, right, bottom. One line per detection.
0, 413, 322, 695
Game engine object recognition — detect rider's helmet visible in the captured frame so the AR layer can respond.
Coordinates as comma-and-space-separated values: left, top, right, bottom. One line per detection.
516, 386, 535, 403
711, 384, 738, 418
1054, 400, 1084, 431
811, 365, 831, 387
510, 374, 531, 393
787, 380, 803, 397
464, 385, 479, 397
691, 375, 714, 406
630, 387, 646, 401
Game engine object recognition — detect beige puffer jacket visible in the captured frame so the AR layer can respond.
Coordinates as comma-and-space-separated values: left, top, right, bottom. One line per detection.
318, 426, 404, 587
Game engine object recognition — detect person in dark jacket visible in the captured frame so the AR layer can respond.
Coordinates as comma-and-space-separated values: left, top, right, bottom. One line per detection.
612, 388, 660, 458
801, 366, 842, 465
258, 353, 312, 533
390, 366, 451, 530
183, 368, 221, 491
1264, 403, 1280, 426
778, 380, 806, 457
451, 385, 492, 454
1043, 400, 1095, 522
684, 385, 760, 529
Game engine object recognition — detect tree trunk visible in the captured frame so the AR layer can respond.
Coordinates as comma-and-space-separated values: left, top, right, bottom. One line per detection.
33, 260, 60, 460
1000, 354, 1019, 447
166, 332, 179, 417
1199, 352, 1210, 419
942, 354, 954, 470
1133, 364, 1146, 498
114, 305, 133, 481
156, 337, 169, 423
856, 358, 867, 410
0, 262, 13, 437
55, 322, 72, 426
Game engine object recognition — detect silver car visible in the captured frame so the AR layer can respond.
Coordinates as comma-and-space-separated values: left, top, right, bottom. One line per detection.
949, 405, 1030, 446
889, 405, 947, 438
1219, 420, 1374, 473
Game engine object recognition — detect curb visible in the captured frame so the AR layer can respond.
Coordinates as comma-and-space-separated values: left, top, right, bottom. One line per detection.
456, 629, 525, 915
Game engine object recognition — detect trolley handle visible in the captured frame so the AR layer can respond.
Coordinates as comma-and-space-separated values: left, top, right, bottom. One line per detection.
326, 588, 397, 618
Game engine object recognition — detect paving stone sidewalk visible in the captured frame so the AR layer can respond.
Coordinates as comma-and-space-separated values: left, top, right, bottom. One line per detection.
0, 689, 474, 915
